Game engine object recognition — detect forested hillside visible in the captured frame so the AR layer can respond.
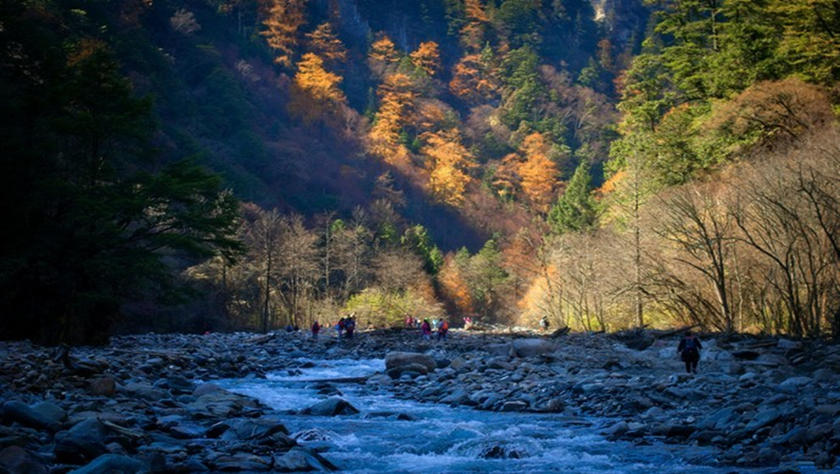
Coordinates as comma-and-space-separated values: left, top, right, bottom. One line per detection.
2, 0, 839, 343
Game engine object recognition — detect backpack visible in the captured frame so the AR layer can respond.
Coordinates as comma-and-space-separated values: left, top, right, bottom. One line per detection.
683, 337, 697, 352
441, 321, 449, 331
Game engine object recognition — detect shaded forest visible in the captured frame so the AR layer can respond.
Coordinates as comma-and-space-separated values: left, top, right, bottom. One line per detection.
1, 0, 839, 343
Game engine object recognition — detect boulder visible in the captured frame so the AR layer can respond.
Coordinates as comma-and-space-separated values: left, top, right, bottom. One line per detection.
192, 383, 223, 397
745, 409, 783, 431
776, 376, 812, 394
485, 344, 513, 357
512, 338, 556, 358
0, 446, 48, 474
122, 383, 168, 402
220, 418, 290, 441
302, 397, 359, 416
69, 454, 148, 474
55, 418, 111, 463
384, 352, 436, 378
273, 447, 337, 472
211, 453, 272, 471
89, 377, 116, 396
1, 400, 63, 431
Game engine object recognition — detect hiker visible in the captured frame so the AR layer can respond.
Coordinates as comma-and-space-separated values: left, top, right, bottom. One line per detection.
345, 317, 355, 338
677, 330, 702, 374
437, 319, 449, 341
337, 318, 345, 339
311, 321, 321, 339
539, 316, 550, 332
421, 319, 432, 340
463, 316, 472, 330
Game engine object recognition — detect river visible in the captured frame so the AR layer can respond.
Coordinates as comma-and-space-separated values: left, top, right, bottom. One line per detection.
218, 358, 761, 473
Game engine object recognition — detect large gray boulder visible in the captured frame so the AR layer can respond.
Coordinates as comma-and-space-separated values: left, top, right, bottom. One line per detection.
512, 339, 556, 358
385, 352, 436, 378
1, 400, 65, 432
273, 447, 337, 472
54, 418, 110, 463
0, 446, 48, 474
302, 397, 359, 416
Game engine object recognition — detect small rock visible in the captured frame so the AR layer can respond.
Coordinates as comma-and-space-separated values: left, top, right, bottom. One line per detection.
87, 376, 115, 397
69, 454, 148, 474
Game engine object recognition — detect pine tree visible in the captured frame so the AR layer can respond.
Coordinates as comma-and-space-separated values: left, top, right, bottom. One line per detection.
548, 160, 596, 234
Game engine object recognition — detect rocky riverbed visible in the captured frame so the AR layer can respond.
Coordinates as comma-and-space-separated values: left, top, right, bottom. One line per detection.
1, 328, 838, 472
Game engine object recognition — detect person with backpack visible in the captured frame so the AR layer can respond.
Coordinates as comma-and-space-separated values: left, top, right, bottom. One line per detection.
345, 317, 355, 338
421, 319, 432, 340
677, 330, 702, 374
437, 319, 449, 341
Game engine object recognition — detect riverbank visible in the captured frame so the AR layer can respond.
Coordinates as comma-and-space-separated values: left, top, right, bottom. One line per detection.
0, 329, 838, 471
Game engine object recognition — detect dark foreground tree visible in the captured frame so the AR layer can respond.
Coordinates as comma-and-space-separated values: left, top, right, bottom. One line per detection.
0, 1, 241, 344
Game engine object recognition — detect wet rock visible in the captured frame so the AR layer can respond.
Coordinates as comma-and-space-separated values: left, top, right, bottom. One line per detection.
211, 452, 272, 471
122, 383, 168, 402
221, 417, 290, 441
384, 352, 436, 378
69, 454, 148, 474
54, 418, 111, 463
192, 383, 223, 397
273, 447, 337, 471
777, 376, 812, 394
1, 400, 63, 432
0, 446, 48, 474
89, 377, 116, 396
302, 397, 359, 416
479, 444, 525, 459
604, 421, 629, 437
745, 409, 784, 431
499, 400, 528, 412
732, 350, 760, 360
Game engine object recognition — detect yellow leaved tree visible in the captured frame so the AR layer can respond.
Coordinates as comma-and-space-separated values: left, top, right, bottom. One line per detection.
260, 0, 307, 67
420, 128, 477, 206
410, 41, 441, 77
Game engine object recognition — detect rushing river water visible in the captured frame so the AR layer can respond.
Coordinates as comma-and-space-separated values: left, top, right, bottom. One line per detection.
218, 358, 762, 473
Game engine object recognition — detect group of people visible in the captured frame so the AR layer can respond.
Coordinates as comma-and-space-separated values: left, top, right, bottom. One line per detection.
309, 315, 357, 340
418, 318, 449, 341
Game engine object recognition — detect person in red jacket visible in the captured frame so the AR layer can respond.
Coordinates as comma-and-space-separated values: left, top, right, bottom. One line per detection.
421, 319, 432, 340
437, 319, 449, 341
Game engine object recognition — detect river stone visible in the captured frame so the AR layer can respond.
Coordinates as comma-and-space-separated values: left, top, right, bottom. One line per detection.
745, 409, 783, 431
1, 400, 62, 432
0, 446, 48, 474
69, 454, 148, 474
211, 453, 272, 471
273, 447, 337, 472
777, 376, 812, 393
221, 417, 290, 441
485, 343, 513, 357
192, 383, 223, 397
122, 383, 168, 402
499, 400, 528, 412
55, 418, 110, 463
303, 397, 359, 416
385, 352, 436, 373
89, 377, 116, 396
512, 339, 555, 358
